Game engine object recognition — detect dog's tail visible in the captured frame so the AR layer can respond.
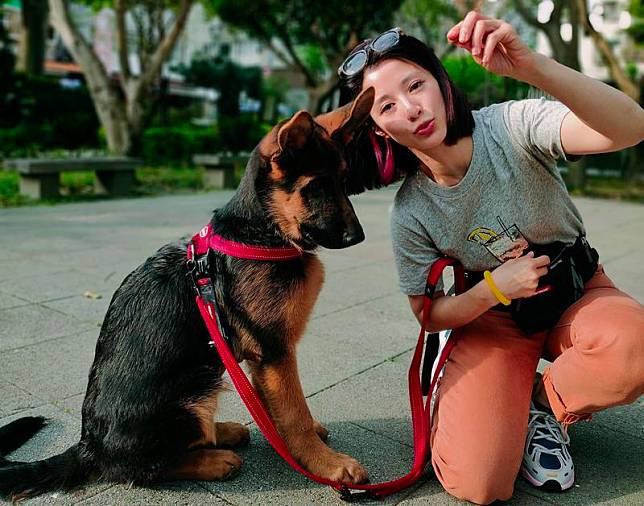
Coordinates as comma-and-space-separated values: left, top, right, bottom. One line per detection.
0, 417, 46, 459
0, 417, 88, 502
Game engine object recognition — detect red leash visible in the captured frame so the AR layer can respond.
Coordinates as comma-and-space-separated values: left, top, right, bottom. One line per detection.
188, 224, 462, 501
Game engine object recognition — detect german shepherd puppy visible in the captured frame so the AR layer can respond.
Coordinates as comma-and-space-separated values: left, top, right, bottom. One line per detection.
0, 88, 376, 502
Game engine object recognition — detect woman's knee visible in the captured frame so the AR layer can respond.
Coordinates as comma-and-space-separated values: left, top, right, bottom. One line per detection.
572, 297, 644, 402
432, 456, 516, 505
599, 350, 644, 405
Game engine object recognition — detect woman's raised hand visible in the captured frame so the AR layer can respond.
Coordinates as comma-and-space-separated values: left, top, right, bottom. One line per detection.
446, 11, 535, 78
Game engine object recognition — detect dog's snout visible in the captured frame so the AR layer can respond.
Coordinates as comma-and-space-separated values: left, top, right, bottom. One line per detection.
342, 227, 365, 247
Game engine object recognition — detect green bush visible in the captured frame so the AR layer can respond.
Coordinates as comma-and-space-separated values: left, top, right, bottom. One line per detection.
136, 166, 205, 194
216, 115, 272, 153
142, 125, 219, 165
442, 55, 531, 108
0, 123, 55, 157
0, 74, 101, 156
0, 171, 27, 206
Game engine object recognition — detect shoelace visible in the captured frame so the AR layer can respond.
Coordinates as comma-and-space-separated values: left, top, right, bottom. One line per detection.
528, 407, 570, 456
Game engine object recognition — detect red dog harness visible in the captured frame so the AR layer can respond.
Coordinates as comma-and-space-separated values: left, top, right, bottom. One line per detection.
188, 223, 463, 501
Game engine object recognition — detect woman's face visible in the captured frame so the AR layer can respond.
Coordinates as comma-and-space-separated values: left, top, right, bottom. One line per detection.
362, 58, 447, 151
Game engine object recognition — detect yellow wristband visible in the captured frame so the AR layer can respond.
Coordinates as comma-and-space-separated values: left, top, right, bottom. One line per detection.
483, 270, 512, 306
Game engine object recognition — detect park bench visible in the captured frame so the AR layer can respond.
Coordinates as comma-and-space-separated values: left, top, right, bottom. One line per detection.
192, 153, 250, 189
3, 157, 142, 199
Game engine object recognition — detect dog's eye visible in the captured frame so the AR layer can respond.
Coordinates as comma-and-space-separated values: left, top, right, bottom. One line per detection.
304, 178, 324, 192
302, 178, 329, 200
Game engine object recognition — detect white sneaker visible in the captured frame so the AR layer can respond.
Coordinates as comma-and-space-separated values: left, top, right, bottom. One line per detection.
521, 402, 575, 491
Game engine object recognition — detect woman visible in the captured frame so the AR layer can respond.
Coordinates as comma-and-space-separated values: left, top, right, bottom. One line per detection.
338, 10, 644, 505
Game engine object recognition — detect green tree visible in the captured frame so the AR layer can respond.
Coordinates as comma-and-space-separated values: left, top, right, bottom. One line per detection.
48, 0, 195, 155
177, 45, 262, 118
395, 0, 470, 57
210, 0, 404, 112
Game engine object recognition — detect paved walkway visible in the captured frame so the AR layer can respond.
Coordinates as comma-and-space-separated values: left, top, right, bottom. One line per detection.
1, 189, 642, 505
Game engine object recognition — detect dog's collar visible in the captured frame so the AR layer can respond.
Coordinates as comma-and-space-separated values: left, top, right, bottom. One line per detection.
188, 223, 303, 261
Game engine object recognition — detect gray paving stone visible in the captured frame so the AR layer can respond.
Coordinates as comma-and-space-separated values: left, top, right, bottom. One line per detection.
0, 330, 97, 401
313, 261, 400, 317
78, 482, 227, 505
201, 423, 419, 505
0, 268, 121, 305
43, 295, 111, 326
592, 397, 644, 439
306, 359, 413, 448
298, 307, 417, 396
317, 250, 384, 274
0, 378, 46, 418
0, 258, 76, 284
33, 248, 148, 276
0, 290, 30, 310
598, 263, 644, 303
0, 304, 94, 351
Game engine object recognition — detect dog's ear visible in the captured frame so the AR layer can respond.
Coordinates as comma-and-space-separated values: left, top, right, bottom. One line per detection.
315, 87, 375, 145
277, 110, 314, 153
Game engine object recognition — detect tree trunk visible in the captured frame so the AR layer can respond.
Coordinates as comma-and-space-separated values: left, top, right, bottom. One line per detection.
100, 96, 132, 155
308, 77, 340, 114
18, 0, 49, 75
49, 0, 194, 156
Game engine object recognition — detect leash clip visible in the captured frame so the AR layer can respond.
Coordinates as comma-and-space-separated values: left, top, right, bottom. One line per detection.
187, 243, 213, 299
338, 486, 377, 503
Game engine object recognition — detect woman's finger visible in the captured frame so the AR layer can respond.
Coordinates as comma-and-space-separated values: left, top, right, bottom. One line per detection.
535, 266, 549, 278
471, 19, 502, 56
458, 11, 484, 44
482, 23, 512, 64
534, 254, 551, 267
446, 21, 462, 42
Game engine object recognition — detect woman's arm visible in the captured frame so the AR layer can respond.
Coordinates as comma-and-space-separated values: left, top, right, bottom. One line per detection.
448, 11, 644, 156
514, 54, 644, 155
408, 282, 495, 332
409, 252, 551, 332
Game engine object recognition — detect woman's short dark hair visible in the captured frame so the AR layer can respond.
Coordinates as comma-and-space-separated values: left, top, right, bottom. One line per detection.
339, 33, 474, 147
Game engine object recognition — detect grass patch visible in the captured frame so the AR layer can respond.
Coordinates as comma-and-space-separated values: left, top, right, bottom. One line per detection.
0, 171, 32, 206
135, 166, 205, 195
568, 176, 644, 204
0, 166, 208, 207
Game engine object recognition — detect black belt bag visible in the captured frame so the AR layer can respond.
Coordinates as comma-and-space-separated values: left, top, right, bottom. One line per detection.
510, 235, 599, 334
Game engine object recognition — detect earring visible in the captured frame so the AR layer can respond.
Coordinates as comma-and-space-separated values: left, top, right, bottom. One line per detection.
368, 130, 395, 185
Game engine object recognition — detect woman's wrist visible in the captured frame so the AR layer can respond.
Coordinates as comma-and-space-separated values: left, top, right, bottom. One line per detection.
509, 52, 549, 85
470, 278, 502, 311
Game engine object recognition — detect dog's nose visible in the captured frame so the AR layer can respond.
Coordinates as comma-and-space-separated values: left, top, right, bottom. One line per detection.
342, 228, 365, 247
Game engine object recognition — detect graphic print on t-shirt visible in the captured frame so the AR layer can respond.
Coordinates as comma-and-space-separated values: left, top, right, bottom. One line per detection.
467, 217, 529, 262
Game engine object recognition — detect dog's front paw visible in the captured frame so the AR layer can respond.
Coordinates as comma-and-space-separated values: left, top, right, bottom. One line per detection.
304, 449, 368, 484
324, 451, 369, 484
312, 419, 329, 442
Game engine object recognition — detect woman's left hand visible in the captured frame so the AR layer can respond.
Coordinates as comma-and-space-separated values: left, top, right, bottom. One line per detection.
447, 11, 535, 78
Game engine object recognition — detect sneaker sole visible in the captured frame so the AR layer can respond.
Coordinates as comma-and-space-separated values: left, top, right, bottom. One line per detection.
521, 467, 575, 492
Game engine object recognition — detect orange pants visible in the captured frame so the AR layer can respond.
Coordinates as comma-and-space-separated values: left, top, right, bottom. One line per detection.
429, 266, 644, 505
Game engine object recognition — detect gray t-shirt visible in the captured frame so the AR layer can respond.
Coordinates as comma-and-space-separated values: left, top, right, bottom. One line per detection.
391, 97, 586, 296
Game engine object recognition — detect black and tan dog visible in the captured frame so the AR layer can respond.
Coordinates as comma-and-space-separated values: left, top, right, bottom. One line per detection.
0, 88, 381, 501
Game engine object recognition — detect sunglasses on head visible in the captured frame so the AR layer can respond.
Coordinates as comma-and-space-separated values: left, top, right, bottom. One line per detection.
337, 27, 404, 77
